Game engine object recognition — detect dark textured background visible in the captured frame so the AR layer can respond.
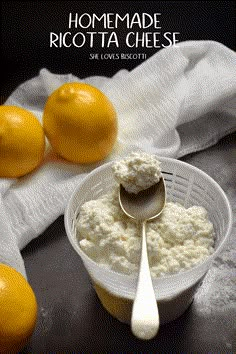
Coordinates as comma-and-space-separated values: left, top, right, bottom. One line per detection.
1, 1, 235, 102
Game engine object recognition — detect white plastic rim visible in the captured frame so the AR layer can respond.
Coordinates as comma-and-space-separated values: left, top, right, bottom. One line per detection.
65, 157, 233, 300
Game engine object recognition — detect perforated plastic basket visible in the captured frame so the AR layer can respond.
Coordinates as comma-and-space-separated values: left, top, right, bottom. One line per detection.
65, 157, 232, 301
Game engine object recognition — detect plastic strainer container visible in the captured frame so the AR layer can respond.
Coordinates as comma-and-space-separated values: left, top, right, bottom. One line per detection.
65, 157, 232, 324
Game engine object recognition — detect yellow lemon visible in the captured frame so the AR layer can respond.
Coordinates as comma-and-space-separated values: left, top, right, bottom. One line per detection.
0, 105, 45, 178
43, 82, 118, 164
0, 264, 38, 353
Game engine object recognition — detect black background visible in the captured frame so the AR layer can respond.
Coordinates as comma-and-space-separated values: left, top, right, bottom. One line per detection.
1, 1, 235, 102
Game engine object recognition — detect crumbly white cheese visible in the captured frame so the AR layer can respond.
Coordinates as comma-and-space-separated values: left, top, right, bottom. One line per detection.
76, 189, 215, 277
112, 152, 162, 194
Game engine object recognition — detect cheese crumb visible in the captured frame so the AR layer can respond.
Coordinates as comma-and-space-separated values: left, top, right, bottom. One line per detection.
112, 152, 161, 194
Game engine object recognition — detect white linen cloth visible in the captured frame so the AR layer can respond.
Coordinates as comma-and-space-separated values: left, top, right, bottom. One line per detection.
1, 40, 236, 278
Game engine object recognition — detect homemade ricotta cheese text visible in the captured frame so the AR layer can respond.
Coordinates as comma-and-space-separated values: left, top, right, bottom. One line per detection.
50, 12, 180, 48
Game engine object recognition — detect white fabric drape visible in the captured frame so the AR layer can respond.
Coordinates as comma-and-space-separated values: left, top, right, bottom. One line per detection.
1, 40, 236, 277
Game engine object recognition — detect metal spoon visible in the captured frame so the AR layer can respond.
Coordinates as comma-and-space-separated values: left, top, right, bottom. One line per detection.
119, 177, 166, 340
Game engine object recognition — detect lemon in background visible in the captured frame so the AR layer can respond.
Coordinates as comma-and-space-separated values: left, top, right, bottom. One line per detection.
0, 264, 38, 353
0, 105, 45, 178
43, 82, 118, 164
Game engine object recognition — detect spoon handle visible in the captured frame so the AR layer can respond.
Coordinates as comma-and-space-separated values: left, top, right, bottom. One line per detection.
131, 221, 159, 340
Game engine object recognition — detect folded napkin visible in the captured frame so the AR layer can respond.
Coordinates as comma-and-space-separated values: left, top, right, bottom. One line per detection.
1, 40, 236, 278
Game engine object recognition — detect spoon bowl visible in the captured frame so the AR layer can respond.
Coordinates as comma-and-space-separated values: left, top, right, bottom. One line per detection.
119, 176, 166, 340
119, 177, 166, 221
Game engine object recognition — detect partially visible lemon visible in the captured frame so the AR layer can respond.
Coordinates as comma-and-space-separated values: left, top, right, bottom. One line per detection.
0, 105, 45, 178
43, 82, 118, 164
0, 264, 38, 353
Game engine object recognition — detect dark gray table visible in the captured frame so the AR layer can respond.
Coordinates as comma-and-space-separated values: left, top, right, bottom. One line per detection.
22, 132, 236, 353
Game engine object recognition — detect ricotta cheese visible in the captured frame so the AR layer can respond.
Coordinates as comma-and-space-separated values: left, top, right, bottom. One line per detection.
77, 188, 215, 277
112, 152, 162, 194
